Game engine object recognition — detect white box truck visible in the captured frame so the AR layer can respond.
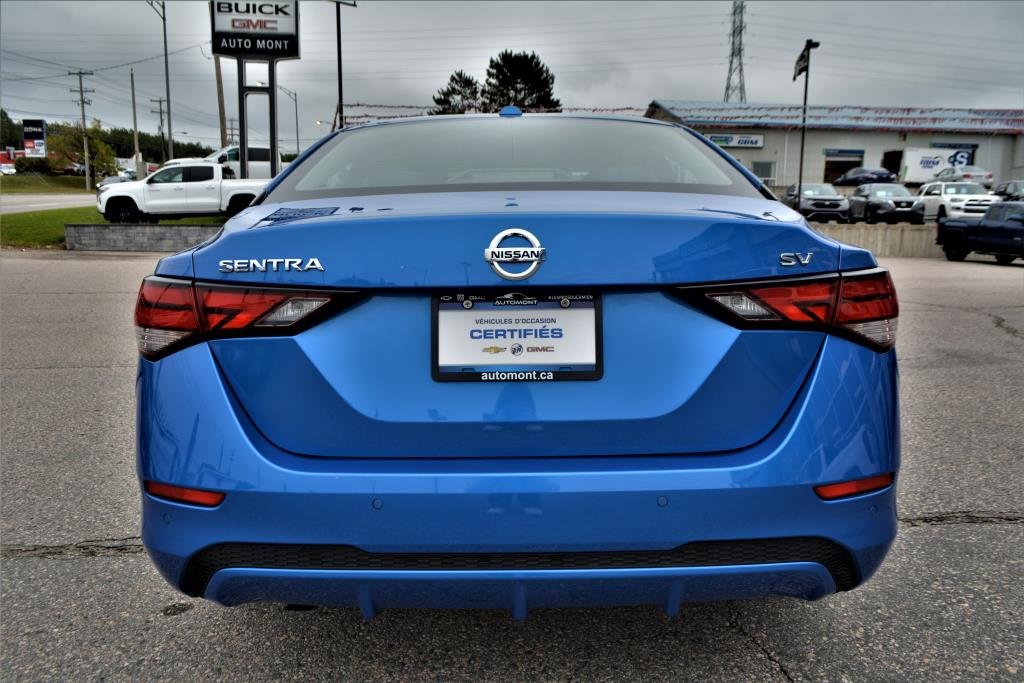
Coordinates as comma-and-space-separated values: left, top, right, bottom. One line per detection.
899, 148, 973, 186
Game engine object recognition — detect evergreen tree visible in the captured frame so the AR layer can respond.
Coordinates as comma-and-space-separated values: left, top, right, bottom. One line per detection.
430, 70, 482, 115
481, 51, 561, 113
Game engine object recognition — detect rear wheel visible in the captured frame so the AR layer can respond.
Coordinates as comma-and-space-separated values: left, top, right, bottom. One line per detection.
104, 199, 139, 223
937, 206, 947, 225
226, 195, 254, 217
944, 248, 968, 262
995, 254, 1016, 265
866, 208, 877, 224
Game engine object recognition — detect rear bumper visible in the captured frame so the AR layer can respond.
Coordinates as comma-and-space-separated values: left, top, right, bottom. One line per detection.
137, 335, 900, 614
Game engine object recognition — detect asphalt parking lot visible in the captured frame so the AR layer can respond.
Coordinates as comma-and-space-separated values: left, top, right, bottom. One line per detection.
1, 250, 1021, 681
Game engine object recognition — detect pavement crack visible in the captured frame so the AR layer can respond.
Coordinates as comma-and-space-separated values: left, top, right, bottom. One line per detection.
899, 511, 1024, 527
0, 536, 144, 558
727, 605, 795, 682
901, 300, 1023, 341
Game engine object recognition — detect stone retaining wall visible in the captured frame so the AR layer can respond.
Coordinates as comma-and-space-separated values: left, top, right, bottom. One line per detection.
813, 222, 943, 258
65, 224, 221, 252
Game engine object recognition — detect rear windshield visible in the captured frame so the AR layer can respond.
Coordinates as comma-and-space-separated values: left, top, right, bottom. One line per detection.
944, 183, 986, 195
265, 117, 762, 201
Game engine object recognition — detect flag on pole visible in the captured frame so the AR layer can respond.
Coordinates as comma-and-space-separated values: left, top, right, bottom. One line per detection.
793, 40, 820, 81
793, 46, 810, 81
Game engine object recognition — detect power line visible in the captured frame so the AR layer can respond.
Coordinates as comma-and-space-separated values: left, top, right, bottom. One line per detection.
748, 11, 1024, 46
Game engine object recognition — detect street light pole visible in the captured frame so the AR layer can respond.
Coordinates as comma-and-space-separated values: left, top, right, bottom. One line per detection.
279, 85, 299, 155
793, 39, 820, 203
147, 1, 174, 159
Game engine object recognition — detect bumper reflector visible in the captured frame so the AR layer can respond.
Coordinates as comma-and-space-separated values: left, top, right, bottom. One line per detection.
814, 473, 894, 500
145, 481, 225, 507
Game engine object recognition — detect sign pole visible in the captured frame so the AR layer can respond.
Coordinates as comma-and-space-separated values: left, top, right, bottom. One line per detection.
237, 59, 248, 179
268, 61, 279, 177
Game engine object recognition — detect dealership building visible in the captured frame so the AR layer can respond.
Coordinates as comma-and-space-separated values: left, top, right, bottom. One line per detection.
645, 100, 1024, 189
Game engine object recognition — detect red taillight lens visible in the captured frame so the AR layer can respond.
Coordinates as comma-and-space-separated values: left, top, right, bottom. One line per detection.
748, 281, 837, 323
814, 473, 894, 500
145, 481, 225, 507
702, 268, 898, 351
134, 276, 339, 359
196, 286, 291, 331
836, 271, 898, 349
134, 278, 199, 356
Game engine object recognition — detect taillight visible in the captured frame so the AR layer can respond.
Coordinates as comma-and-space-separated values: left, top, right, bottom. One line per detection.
695, 268, 898, 351
814, 473, 894, 500
145, 481, 225, 507
134, 276, 348, 359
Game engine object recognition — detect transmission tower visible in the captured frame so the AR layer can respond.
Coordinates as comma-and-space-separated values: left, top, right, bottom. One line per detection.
723, 0, 747, 103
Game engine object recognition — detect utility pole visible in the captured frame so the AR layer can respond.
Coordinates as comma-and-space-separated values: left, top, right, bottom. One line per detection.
723, 0, 747, 103
214, 55, 228, 148
330, 1, 357, 131
130, 69, 143, 178
793, 39, 820, 203
227, 118, 236, 145
150, 97, 166, 162
69, 69, 94, 190
279, 85, 299, 155
147, 1, 173, 158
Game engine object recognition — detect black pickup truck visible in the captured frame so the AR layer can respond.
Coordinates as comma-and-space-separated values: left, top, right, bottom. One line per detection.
937, 201, 1023, 264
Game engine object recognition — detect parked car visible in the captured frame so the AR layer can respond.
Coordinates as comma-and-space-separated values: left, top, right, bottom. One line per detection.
992, 180, 1024, 201
0, 163, 16, 175
848, 184, 923, 224
97, 162, 265, 222
937, 201, 1023, 264
916, 182, 1000, 223
833, 167, 898, 186
97, 175, 130, 188
133, 112, 900, 615
163, 145, 282, 180
781, 183, 849, 222
932, 165, 994, 188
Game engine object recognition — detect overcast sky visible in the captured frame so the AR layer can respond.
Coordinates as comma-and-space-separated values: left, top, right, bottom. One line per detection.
2, 1, 1022, 154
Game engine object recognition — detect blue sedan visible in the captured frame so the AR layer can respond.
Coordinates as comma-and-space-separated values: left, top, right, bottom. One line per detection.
134, 110, 900, 618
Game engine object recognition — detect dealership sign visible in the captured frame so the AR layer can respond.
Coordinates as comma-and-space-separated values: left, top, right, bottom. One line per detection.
210, 1, 299, 60
22, 119, 46, 158
708, 134, 764, 149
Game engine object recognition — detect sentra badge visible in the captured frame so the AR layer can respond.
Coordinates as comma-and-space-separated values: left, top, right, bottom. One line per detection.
218, 257, 324, 273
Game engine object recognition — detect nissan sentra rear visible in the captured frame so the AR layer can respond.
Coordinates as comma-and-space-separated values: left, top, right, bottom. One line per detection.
135, 113, 899, 618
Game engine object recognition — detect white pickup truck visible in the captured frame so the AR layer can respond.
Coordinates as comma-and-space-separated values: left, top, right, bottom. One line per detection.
97, 162, 265, 223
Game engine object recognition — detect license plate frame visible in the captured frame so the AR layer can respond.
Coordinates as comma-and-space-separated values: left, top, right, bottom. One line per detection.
432, 291, 603, 382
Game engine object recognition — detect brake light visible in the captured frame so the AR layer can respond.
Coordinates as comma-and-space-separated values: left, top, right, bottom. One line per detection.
134, 276, 345, 358
814, 473, 894, 500
699, 268, 898, 350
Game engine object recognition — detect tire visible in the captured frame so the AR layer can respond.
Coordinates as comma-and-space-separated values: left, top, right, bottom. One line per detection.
104, 199, 139, 224
866, 208, 877, 225
937, 207, 947, 225
944, 248, 968, 262
225, 195, 254, 217
995, 254, 1016, 265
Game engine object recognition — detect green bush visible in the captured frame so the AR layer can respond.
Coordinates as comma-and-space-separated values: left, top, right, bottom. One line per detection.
14, 157, 53, 174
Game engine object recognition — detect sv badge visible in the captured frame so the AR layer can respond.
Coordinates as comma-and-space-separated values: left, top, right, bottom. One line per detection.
780, 252, 813, 266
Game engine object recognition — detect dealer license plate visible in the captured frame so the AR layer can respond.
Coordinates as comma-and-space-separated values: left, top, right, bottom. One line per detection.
432, 292, 602, 382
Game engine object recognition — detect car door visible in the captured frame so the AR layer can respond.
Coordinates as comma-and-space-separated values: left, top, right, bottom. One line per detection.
920, 184, 941, 220
990, 204, 1024, 255
143, 166, 186, 213
185, 165, 220, 213
849, 185, 868, 220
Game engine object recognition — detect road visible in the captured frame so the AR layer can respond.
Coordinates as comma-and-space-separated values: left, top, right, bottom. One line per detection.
0, 192, 95, 214
1, 251, 1021, 681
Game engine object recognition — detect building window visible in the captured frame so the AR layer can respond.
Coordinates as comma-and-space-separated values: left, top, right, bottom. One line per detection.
750, 161, 776, 184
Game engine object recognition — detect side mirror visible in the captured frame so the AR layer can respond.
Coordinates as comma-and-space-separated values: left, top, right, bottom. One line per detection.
218, 154, 228, 163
